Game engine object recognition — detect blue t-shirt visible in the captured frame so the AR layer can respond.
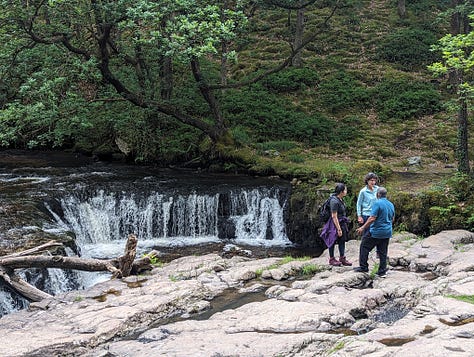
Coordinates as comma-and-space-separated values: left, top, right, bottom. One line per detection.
369, 198, 395, 239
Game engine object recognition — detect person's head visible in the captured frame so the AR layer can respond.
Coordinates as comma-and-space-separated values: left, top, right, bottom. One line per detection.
377, 186, 387, 199
364, 172, 378, 185
334, 183, 347, 196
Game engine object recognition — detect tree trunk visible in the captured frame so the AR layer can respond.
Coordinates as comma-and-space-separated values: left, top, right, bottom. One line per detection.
457, 95, 470, 174
190, 58, 227, 140
160, 55, 173, 100
115, 234, 137, 277
292, 8, 305, 67
0, 268, 52, 302
397, 0, 406, 19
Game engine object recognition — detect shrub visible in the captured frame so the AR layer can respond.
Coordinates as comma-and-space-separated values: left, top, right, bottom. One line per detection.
223, 84, 360, 148
377, 28, 439, 69
256, 141, 298, 152
261, 67, 320, 92
318, 71, 370, 113
287, 153, 305, 163
230, 126, 251, 147
372, 78, 441, 121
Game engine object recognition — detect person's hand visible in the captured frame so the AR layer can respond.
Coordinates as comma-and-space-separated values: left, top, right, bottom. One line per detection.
356, 227, 363, 235
337, 228, 342, 237
357, 216, 363, 224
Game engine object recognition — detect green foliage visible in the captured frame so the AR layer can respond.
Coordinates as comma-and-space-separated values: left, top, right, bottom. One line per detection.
261, 67, 319, 93
0, 52, 99, 148
142, 252, 163, 267
327, 340, 346, 354
280, 256, 311, 264
429, 20, 474, 101
256, 141, 298, 152
230, 126, 252, 147
377, 28, 439, 69
301, 263, 322, 276
426, 174, 474, 233
369, 262, 380, 279
287, 153, 305, 163
0, 0, 458, 169
318, 71, 370, 113
223, 84, 361, 148
373, 78, 441, 121
256, 255, 319, 277
447, 294, 474, 304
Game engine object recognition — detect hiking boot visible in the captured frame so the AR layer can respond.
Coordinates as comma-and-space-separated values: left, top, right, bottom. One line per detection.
353, 266, 368, 273
329, 257, 342, 266
377, 270, 387, 277
339, 256, 352, 266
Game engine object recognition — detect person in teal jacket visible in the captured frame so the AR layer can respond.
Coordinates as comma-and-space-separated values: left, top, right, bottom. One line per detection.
356, 172, 379, 239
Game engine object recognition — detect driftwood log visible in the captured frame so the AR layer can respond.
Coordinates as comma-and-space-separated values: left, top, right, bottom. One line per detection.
0, 234, 159, 302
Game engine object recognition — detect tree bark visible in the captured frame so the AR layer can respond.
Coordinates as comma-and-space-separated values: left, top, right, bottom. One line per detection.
0, 268, 52, 302
3, 240, 63, 258
115, 234, 137, 277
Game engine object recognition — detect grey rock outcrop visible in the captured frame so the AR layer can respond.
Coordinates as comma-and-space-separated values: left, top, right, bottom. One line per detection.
1, 230, 473, 356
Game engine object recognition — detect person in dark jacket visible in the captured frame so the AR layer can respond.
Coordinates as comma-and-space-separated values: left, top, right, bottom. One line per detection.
320, 183, 352, 266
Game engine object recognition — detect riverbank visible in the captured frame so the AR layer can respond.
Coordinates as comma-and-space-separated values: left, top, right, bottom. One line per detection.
1, 229, 473, 356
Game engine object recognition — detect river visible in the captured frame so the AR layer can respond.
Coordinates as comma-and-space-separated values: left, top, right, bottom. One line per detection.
0, 150, 299, 316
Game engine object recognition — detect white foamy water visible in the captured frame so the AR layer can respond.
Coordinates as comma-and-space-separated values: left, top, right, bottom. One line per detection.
53, 188, 290, 250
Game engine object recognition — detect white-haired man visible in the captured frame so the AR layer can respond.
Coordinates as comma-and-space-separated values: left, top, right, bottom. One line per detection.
354, 187, 395, 277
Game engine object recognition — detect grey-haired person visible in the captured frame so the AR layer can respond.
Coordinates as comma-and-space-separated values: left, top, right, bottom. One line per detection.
354, 187, 395, 276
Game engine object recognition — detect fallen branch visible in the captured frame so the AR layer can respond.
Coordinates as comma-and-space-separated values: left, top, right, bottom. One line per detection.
3, 240, 63, 258
0, 234, 158, 302
0, 267, 52, 302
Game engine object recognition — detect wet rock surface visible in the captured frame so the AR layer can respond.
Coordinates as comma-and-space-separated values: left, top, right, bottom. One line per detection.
1, 230, 473, 356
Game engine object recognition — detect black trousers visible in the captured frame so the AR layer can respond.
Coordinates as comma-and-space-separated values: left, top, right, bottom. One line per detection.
358, 236, 390, 273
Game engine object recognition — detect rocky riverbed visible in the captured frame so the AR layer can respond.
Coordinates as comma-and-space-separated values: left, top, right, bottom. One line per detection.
1, 229, 474, 356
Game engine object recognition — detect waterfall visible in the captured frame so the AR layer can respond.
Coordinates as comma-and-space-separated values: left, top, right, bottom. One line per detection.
1, 177, 291, 316
228, 189, 288, 245
53, 187, 290, 257
0, 288, 28, 316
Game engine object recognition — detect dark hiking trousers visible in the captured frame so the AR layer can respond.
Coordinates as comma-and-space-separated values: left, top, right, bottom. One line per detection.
358, 236, 390, 274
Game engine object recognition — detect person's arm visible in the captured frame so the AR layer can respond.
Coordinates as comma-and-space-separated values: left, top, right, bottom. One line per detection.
356, 189, 364, 224
331, 211, 343, 237
356, 215, 375, 234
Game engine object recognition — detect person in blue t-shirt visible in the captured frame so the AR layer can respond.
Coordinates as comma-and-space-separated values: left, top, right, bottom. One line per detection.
354, 187, 395, 277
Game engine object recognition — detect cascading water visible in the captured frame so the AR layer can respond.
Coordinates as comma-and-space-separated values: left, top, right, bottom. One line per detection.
52, 187, 290, 259
0, 162, 293, 316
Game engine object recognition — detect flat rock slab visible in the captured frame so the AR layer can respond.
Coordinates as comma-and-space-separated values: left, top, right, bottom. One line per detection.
1, 231, 474, 356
